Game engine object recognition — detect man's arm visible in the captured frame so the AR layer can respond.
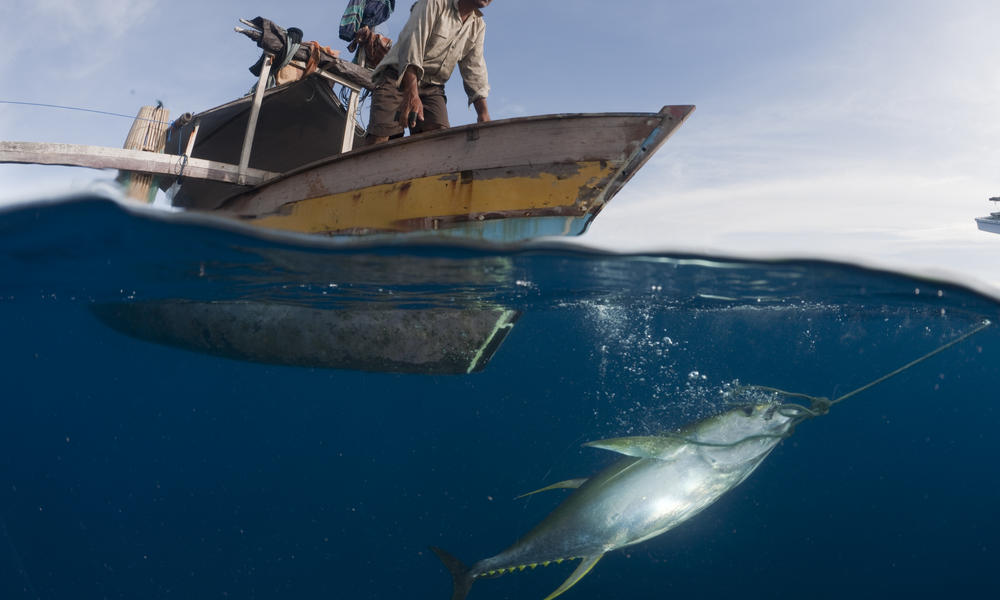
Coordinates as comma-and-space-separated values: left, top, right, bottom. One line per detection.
458, 24, 490, 115
389, 0, 437, 89
473, 97, 490, 123
398, 65, 425, 128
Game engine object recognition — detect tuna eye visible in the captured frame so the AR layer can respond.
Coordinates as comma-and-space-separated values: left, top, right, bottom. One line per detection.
741, 406, 754, 416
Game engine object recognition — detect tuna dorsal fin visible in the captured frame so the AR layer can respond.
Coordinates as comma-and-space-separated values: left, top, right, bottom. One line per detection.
514, 478, 588, 500
583, 435, 685, 459
542, 554, 603, 600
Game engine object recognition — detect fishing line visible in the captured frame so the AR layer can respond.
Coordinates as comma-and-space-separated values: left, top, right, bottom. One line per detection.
746, 319, 992, 411
729, 318, 994, 429
663, 319, 993, 450
0, 100, 171, 125
829, 318, 991, 406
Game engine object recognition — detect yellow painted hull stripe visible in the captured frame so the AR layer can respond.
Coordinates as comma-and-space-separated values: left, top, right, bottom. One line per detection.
248, 161, 615, 234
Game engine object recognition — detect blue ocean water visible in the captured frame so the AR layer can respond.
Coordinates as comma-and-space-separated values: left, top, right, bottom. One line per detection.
1, 194, 998, 599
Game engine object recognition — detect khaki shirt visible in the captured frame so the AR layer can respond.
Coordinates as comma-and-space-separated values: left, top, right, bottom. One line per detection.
373, 0, 490, 104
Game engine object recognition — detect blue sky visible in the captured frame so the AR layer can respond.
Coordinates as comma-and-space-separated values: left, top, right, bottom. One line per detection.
2, 1, 999, 289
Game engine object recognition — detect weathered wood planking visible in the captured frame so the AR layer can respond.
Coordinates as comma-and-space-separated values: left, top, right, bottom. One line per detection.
0, 141, 279, 186
221, 107, 695, 217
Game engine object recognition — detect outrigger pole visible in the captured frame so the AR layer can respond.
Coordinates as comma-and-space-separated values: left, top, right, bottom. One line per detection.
0, 18, 373, 200
0, 140, 279, 188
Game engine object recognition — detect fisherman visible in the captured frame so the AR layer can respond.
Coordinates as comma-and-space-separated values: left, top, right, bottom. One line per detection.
366, 0, 492, 144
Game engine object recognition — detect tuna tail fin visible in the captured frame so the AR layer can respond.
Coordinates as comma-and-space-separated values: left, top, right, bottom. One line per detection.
430, 546, 475, 600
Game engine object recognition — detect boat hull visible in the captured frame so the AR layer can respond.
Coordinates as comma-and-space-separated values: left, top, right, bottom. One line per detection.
212, 106, 694, 241
976, 215, 1000, 234
92, 301, 519, 374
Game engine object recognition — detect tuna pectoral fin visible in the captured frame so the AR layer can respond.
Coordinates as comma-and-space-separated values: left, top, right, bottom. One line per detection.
584, 435, 685, 459
430, 546, 474, 600
515, 478, 588, 499
543, 554, 604, 600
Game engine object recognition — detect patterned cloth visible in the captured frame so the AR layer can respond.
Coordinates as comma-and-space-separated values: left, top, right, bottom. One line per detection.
339, 0, 396, 42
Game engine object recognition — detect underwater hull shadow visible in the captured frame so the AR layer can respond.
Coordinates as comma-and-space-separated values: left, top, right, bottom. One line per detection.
91, 301, 519, 374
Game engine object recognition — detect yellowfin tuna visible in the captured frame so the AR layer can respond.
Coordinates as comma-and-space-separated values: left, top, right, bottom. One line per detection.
433, 402, 801, 600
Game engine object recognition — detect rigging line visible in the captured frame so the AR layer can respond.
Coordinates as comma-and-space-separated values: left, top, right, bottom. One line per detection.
0, 100, 171, 125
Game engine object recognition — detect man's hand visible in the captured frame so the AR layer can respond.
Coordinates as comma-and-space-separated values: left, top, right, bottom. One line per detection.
348, 26, 371, 53
398, 66, 424, 129
473, 97, 490, 123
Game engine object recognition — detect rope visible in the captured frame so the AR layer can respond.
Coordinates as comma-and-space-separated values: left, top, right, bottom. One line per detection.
0, 100, 171, 125
740, 318, 992, 417
830, 319, 991, 405
667, 318, 993, 451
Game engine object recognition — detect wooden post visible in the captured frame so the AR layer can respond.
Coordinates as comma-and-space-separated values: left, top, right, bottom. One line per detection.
118, 105, 170, 203
343, 88, 360, 153
239, 55, 273, 185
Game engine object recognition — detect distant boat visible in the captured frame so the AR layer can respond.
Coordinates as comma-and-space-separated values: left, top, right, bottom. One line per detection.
975, 196, 1000, 234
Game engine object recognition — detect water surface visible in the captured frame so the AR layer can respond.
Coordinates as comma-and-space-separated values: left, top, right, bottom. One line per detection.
2, 195, 998, 599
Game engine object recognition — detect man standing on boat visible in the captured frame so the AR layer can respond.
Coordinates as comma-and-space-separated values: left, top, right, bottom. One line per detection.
366, 0, 492, 144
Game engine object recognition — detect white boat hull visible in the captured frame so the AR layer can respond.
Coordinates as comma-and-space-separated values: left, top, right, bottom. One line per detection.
976, 215, 1000, 234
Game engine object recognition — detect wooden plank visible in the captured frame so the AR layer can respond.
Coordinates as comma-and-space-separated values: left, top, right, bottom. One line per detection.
0, 141, 279, 186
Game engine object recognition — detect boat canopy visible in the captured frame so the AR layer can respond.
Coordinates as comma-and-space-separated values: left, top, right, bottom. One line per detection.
160, 76, 364, 209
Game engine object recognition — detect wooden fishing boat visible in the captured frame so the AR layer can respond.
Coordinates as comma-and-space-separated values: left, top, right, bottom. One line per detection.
0, 17, 693, 373
196, 105, 690, 241
0, 18, 693, 243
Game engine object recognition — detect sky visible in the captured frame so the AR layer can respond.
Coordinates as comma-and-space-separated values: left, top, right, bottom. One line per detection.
1, 0, 999, 291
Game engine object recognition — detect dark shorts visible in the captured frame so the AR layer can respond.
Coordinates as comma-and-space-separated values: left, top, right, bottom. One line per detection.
368, 68, 450, 138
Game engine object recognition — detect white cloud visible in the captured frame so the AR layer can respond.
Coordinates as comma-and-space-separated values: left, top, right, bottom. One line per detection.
649, 2, 1000, 196
1, 0, 159, 80
591, 0, 1000, 293
586, 171, 1000, 291
30, 0, 158, 43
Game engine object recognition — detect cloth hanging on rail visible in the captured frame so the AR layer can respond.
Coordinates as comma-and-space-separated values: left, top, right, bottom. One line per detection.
339, 0, 396, 43
247, 16, 304, 89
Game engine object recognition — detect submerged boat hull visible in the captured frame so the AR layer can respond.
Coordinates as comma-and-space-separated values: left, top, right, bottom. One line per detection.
92, 301, 519, 374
